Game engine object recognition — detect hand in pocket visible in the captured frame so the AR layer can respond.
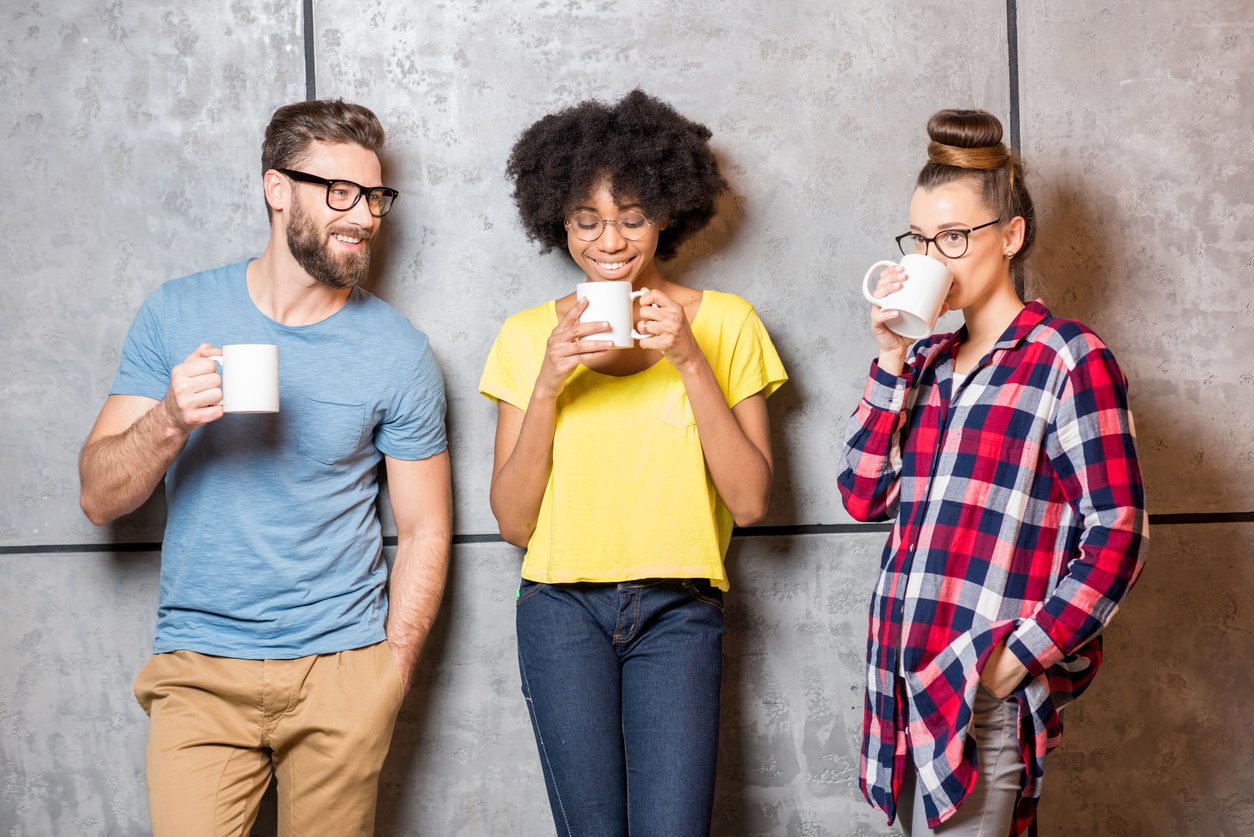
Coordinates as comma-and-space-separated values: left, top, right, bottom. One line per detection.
979, 640, 1029, 699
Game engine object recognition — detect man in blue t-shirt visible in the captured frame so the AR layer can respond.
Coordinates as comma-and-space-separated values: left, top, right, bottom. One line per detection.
78, 99, 451, 836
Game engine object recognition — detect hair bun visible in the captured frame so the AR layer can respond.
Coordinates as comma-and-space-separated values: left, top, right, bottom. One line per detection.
925, 109, 1009, 171
915, 108, 1035, 261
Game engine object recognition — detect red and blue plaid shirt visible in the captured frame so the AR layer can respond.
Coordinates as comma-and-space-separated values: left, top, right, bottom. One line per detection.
838, 301, 1148, 834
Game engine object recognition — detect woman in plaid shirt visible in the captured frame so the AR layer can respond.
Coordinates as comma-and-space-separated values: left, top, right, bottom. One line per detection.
839, 109, 1148, 836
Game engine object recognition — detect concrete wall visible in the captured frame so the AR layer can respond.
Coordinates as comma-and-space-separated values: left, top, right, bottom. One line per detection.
1, 0, 1250, 834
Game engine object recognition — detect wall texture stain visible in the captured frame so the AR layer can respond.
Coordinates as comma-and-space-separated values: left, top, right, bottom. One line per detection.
2, 0, 1251, 835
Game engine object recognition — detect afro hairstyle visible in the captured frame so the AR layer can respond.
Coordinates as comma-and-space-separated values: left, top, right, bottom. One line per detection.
505, 89, 728, 261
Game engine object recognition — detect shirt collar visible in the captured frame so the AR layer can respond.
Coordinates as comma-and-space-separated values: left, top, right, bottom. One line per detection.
943, 298, 1051, 355
997, 299, 1051, 350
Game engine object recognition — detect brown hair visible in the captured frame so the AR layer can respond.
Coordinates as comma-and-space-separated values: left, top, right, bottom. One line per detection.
260, 100, 385, 220
261, 99, 385, 173
917, 109, 1035, 262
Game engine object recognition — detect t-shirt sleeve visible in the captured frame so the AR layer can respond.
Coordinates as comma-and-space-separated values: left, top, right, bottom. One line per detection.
111, 288, 172, 400
479, 317, 531, 411
375, 336, 448, 461
724, 304, 788, 407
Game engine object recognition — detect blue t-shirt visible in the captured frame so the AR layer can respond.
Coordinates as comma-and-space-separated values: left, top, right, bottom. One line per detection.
112, 260, 447, 659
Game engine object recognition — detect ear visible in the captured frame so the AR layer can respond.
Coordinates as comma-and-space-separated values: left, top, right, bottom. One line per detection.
263, 169, 290, 216
1002, 215, 1026, 255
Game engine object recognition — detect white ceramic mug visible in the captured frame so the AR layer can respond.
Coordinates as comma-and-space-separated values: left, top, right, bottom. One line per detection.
861, 253, 953, 339
210, 344, 279, 413
576, 281, 648, 348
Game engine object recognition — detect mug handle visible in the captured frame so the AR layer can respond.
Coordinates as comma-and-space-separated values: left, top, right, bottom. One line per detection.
208, 354, 227, 407
862, 260, 900, 306
629, 289, 652, 340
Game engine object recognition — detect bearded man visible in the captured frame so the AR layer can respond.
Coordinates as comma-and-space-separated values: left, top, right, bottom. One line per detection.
78, 99, 450, 837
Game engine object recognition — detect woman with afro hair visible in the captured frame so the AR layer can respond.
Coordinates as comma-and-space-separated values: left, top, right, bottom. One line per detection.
480, 89, 787, 835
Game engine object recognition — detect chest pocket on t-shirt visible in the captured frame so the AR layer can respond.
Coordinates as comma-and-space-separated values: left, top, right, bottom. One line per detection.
297, 397, 367, 465
658, 387, 696, 429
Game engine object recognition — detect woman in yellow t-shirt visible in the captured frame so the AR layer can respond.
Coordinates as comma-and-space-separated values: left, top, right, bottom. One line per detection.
480, 89, 787, 836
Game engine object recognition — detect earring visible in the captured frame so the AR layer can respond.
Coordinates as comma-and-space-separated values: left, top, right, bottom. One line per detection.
1003, 250, 1016, 260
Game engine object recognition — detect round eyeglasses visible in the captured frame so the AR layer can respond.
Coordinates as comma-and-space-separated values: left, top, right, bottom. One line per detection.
277, 168, 398, 218
895, 218, 1001, 259
565, 210, 655, 242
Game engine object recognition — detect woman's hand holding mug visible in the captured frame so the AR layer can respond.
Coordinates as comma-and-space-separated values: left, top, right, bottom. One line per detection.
863, 254, 952, 376
635, 288, 700, 372
867, 266, 923, 377
536, 298, 614, 399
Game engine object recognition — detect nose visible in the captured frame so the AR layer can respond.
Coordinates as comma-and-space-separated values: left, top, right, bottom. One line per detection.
598, 220, 627, 251
924, 241, 954, 268
343, 192, 377, 229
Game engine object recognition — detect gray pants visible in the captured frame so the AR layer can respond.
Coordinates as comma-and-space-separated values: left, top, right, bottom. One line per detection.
898, 686, 1024, 837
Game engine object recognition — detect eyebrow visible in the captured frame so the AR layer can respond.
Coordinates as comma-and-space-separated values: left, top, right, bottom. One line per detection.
908, 222, 971, 231
299, 172, 389, 190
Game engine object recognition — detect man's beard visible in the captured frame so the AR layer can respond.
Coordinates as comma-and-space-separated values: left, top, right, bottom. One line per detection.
286, 196, 373, 290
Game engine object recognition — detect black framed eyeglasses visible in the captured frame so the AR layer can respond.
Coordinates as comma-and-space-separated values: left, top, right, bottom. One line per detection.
565, 209, 655, 242
895, 218, 1001, 259
277, 168, 398, 217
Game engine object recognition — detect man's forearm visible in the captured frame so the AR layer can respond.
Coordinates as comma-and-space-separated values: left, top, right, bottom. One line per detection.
79, 401, 187, 525
385, 532, 450, 689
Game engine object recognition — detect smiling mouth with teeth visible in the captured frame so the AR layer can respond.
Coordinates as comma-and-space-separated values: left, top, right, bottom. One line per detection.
334, 233, 363, 244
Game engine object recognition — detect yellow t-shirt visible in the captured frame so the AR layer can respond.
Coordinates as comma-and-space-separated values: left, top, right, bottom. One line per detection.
479, 290, 787, 590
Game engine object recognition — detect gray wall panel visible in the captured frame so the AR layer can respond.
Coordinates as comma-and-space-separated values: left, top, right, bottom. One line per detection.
1018, 0, 1254, 513
0, 535, 895, 836
0, 552, 156, 835
1037, 524, 1254, 835
5, 0, 1252, 833
0, 0, 306, 546
313, 0, 1012, 533
5, 527, 1251, 836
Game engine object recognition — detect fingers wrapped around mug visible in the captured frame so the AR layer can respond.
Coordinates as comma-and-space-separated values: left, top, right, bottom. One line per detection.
635, 288, 699, 365
163, 343, 226, 430
550, 302, 615, 359
870, 305, 912, 354
867, 278, 914, 356
536, 299, 614, 396
871, 265, 907, 300
635, 288, 678, 342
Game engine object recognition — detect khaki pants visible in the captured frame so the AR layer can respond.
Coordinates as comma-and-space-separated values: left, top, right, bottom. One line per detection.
133, 641, 404, 837
898, 686, 1024, 836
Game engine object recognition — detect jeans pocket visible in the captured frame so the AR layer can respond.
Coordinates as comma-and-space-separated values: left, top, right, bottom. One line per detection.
516, 578, 547, 607
681, 579, 724, 611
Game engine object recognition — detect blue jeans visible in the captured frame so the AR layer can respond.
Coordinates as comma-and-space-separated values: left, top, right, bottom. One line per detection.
515, 578, 725, 837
